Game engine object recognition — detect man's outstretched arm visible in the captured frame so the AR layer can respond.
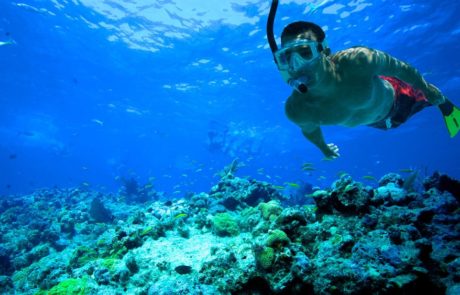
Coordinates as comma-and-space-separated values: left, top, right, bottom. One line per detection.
301, 126, 339, 159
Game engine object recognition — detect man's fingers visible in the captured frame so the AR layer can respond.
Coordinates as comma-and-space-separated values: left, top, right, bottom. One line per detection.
327, 143, 340, 153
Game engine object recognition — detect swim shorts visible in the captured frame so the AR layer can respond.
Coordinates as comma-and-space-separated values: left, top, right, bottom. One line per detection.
368, 76, 432, 130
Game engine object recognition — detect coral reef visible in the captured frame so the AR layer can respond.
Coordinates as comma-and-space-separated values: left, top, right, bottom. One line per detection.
0, 172, 459, 294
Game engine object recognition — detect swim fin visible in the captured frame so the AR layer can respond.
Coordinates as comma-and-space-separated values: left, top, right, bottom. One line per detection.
439, 99, 460, 138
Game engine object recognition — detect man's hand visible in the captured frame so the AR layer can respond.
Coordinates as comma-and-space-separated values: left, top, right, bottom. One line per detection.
322, 143, 340, 160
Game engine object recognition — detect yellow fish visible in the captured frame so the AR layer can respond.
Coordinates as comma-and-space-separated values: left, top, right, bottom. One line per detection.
175, 213, 187, 219
362, 175, 377, 181
284, 182, 300, 188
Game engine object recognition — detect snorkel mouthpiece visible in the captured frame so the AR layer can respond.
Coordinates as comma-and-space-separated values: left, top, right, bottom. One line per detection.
289, 76, 309, 93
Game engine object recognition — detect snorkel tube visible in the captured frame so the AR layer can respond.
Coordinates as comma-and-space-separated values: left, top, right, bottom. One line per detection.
267, 0, 308, 93
267, 0, 279, 59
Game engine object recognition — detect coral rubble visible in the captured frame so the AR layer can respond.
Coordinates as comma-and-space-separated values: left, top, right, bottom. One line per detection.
0, 172, 459, 294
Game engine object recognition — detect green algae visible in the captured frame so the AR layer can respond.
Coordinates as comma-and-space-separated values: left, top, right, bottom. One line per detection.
69, 246, 98, 268
255, 246, 275, 270
37, 278, 89, 295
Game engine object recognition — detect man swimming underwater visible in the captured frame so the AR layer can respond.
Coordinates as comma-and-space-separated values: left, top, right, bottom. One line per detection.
267, 0, 460, 159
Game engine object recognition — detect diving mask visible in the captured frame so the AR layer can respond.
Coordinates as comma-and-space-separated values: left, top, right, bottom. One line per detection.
274, 39, 322, 71
274, 39, 325, 93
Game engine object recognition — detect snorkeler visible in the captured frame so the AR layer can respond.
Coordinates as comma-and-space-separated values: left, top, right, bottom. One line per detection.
267, 0, 460, 159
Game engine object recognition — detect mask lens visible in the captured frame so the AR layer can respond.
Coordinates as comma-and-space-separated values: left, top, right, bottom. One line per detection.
278, 52, 289, 66
296, 45, 313, 60
275, 50, 290, 69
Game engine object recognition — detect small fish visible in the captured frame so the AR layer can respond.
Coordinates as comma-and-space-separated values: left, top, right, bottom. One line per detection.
257, 168, 265, 174
91, 119, 104, 126
81, 166, 89, 171
81, 182, 90, 187
19, 131, 35, 137
0, 40, 15, 47
175, 265, 192, 275
195, 168, 203, 173
399, 168, 414, 173
126, 107, 142, 115
284, 182, 300, 188
144, 183, 153, 189
273, 185, 285, 190
175, 213, 187, 219
9, 154, 17, 159
362, 175, 377, 181
317, 176, 327, 180
403, 171, 419, 192
302, 162, 314, 167
337, 171, 348, 177
302, 166, 316, 171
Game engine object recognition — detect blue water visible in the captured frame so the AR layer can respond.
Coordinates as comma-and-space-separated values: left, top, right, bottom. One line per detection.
1, 0, 459, 196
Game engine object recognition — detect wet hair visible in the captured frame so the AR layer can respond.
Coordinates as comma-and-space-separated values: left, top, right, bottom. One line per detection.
281, 21, 325, 43
281, 21, 330, 55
